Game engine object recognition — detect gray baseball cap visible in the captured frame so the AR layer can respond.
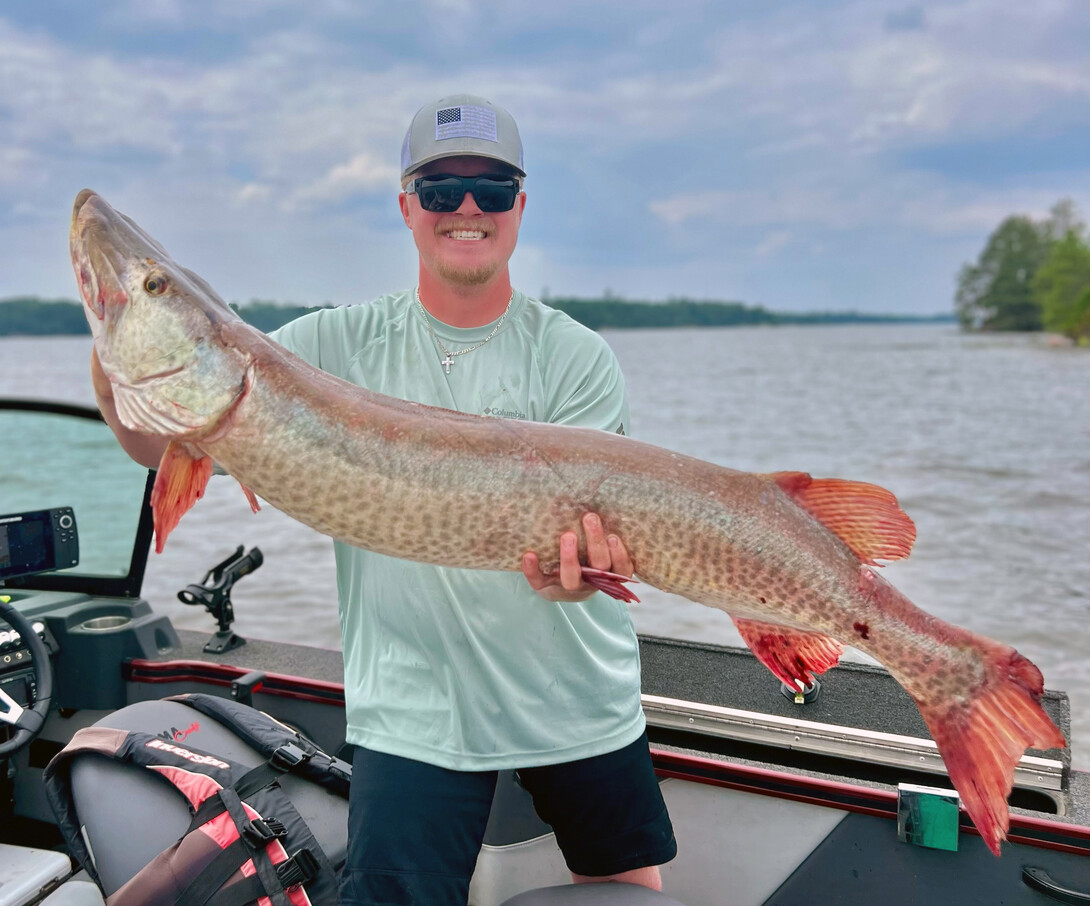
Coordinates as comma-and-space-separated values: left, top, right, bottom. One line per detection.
400, 94, 525, 179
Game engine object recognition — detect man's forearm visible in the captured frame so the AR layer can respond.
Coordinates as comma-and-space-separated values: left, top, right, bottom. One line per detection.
91, 349, 169, 469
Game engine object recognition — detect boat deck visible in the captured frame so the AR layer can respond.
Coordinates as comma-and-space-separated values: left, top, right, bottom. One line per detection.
159, 627, 1086, 827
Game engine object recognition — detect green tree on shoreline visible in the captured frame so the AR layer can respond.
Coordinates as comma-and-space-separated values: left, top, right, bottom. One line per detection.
0, 298, 91, 335
1032, 227, 1090, 343
956, 199, 1090, 341
955, 216, 1049, 331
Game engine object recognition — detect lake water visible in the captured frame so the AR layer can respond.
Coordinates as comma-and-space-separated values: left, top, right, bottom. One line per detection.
1, 326, 1087, 769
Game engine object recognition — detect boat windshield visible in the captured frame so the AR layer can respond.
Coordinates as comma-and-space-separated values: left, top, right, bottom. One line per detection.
0, 400, 153, 597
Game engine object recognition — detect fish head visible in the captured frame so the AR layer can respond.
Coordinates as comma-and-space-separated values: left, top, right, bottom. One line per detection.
70, 189, 250, 438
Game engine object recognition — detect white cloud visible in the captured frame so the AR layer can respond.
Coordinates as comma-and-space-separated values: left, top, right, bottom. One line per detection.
235, 183, 274, 205
0, 146, 36, 187
648, 171, 1088, 239
755, 230, 793, 258
115, 0, 187, 25
649, 186, 873, 231
1, 1, 1088, 311
287, 152, 401, 209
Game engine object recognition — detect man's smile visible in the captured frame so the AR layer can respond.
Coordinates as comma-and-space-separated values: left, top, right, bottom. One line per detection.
436, 218, 494, 242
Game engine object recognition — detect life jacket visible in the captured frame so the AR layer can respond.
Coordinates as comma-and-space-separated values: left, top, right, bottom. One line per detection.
44, 693, 351, 906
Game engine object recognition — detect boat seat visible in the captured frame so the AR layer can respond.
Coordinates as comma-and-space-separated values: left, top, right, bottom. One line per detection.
499, 883, 686, 905
65, 699, 348, 898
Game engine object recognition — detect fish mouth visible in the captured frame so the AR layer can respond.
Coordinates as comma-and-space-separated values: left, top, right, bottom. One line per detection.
71, 190, 179, 320
71, 190, 127, 322
73, 246, 123, 323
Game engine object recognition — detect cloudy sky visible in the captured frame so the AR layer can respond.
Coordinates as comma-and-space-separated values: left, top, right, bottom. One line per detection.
2, 1, 1088, 315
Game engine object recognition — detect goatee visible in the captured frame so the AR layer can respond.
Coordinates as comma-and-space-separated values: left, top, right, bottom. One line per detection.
435, 261, 501, 287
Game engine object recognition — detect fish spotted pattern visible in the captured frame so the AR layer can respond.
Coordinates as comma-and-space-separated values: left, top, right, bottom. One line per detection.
70, 189, 1065, 855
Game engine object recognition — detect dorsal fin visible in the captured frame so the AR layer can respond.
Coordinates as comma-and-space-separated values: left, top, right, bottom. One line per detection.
767, 471, 916, 565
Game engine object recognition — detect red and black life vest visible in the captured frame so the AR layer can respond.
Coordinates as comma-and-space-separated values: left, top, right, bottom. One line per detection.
44, 694, 351, 906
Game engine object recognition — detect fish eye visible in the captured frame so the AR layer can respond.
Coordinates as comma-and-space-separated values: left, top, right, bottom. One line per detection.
144, 274, 169, 295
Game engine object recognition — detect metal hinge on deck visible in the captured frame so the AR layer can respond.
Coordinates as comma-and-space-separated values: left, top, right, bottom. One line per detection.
641, 694, 1065, 799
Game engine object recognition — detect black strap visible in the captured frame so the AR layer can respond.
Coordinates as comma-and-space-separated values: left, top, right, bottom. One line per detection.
187, 744, 311, 835
187, 765, 278, 833
175, 818, 288, 906
175, 838, 254, 906
227, 788, 291, 906
203, 850, 320, 906
169, 739, 327, 905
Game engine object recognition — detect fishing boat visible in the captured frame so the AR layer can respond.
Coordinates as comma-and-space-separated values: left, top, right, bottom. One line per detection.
2, 397, 1088, 905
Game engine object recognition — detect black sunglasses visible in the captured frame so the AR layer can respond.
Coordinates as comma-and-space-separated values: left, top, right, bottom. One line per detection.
407, 174, 522, 214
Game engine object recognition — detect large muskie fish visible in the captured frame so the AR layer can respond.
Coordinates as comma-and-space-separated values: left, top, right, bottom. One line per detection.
71, 189, 1063, 854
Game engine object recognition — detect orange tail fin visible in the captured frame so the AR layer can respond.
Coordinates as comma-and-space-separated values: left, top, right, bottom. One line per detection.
914, 646, 1066, 855
150, 442, 213, 553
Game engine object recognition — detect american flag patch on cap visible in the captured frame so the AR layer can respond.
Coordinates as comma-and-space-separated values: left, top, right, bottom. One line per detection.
435, 105, 498, 142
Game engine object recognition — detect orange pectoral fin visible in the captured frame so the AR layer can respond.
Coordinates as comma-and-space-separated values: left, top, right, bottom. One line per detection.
150, 442, 214, 553
732, 617, 844, 688
767, 471, 916, 565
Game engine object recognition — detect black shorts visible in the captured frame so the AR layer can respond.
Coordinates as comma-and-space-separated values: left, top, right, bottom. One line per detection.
339, 732, 676, 905
516, 731, 677, 877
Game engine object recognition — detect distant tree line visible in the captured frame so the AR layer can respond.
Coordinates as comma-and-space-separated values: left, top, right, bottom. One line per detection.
955, 199, 1090, 342
0, 298, 329, 336
1, 295, 950, 338
545, 297, 946, 329
224, 300, 332, 333
0, 298, 92, 335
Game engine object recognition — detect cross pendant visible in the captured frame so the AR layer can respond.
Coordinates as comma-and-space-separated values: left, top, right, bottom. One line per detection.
440, 354, 454, 374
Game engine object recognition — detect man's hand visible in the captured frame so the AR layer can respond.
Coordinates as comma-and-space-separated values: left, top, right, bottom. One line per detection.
90, 346, 114, 403
522, 512, 634, 602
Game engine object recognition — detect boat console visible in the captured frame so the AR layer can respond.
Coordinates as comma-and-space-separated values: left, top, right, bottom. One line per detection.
0, 507, 71, 761
0, 514, 80, 904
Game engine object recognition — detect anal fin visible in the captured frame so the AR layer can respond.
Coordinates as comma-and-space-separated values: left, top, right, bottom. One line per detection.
151, 442, 214, 553
732, 617, 843, 688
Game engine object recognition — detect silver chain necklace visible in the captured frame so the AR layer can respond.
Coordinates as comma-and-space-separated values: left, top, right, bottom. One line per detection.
415, 287, 513, 374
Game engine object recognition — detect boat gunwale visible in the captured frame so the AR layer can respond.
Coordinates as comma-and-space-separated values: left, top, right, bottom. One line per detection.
124, 655, 1090, 856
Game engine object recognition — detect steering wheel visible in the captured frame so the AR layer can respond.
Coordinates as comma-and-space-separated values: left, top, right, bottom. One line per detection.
0, 599, 53, 757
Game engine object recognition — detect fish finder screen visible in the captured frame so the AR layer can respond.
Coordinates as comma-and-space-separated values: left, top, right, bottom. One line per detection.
0, 518, 50, 579
0, 509, 76, 580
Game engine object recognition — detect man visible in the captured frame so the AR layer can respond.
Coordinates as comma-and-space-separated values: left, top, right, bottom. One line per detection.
92, 94, 675, 905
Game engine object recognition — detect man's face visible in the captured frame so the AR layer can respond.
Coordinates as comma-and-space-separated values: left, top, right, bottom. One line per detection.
399, 155, 526, 288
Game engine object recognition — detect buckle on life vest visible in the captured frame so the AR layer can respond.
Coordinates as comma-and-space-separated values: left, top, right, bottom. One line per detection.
328, 756, 352, 784
270, 743, 310, 771
276, 848, 319, 889
242, 816, 287, 847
